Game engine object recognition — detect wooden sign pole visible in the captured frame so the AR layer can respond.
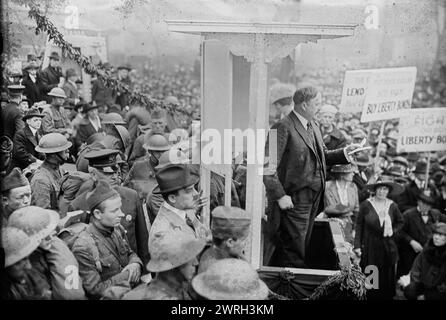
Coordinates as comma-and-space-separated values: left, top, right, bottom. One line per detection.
373, 121, 386, 174
425, 152, 431, 191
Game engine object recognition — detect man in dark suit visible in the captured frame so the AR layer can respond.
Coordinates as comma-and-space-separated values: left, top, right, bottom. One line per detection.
22, 61, 43, 107
75, 103, 103, 150
12, 109, 45, 170
39, 52, 63, 102
1, 85, 26, 139
397, 191, 446, 277
263, 86, 359, 268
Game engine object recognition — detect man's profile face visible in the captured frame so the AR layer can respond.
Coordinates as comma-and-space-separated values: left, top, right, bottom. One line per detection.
96, 196, 124, 228
304, 92, 322, 119
169, 184, 197, 210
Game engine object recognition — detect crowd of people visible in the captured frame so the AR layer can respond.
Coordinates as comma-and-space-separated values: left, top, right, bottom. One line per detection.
1, 50, 446, 300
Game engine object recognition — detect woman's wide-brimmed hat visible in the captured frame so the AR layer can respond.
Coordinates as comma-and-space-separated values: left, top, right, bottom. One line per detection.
331, 164, 355, 174
365, 176, 404, 197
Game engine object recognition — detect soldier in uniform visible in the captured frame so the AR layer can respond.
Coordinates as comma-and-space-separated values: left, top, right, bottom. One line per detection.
124, 134, 171, 200
30, 133, 72, 210
1, 227, 51, 300
122, 230, 206, 300
1, 85, 26, 139
8, 206, 86, 299
149, 164, 210, 248
41, 87, 73, 136
1, 168, 31, 221
72, 180, 143, 299
69, 149, 149, 266
197, 206, 251, 274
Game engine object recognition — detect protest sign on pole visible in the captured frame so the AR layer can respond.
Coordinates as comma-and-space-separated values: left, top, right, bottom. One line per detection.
397, 107, 446, 153
360, 67, 417, 123
339, 70, 372, 114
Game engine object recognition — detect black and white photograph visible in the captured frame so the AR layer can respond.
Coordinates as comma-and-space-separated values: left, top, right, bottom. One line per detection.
1, 0, 446, 308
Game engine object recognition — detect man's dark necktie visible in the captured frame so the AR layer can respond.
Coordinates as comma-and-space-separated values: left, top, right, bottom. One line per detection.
307, 122, 319, 154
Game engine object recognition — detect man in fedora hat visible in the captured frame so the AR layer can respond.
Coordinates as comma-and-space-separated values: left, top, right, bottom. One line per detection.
397, 190, 446, 277
39, 51, 63, 102
75, 103, 104, 149
22, 61, 43, 107
1, 168, 31, 222
69, 149, 149, 266
269, 82, 295, 126
397, 160, 441, 213
149, 164, 210, 248
62, 68, 80, 109
41, 87, 72, 137
30, 133, 72, 210
71, 180, 143, 299
123, 230, 206, 300
197, 206, 251, 274
12, 109, 45, 170
1, 85, 26, 139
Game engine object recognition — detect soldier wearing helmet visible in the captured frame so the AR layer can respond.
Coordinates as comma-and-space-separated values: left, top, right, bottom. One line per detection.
8, 206, 87, 299
197, 206, 251, 274
128, 109, 170, 165
122, 230, 206, 300
316, 104, 347, 151
71, 180, 143, 299
69, 149, 150, 266
124, 134, 171, 200
30, 132, 72, 210
41, 87, 73, 137
1, 168, 31, 221
1, 227, 51, 300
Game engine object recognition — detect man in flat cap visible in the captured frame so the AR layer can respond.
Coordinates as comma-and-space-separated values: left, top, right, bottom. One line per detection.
197, 206, 251, 274
69, 149, 149, 266
1, 85, 26, 139
39, 51, 64, 102
72, 180, 143, 299
149, 164, 210, 248
316, 104, 347, 151
1, 168, 31, 222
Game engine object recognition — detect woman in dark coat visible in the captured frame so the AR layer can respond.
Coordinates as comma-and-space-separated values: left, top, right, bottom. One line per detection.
404, 222, 446, 300
354, 176, 404, 300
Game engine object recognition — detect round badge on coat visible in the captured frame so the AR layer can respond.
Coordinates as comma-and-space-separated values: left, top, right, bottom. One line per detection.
125, 214, 132, 222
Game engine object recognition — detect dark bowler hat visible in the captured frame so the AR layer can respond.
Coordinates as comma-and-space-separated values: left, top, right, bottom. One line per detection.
86, 180, 120, 212
1, 168, 29, 192
211, 206, 251, 240
417, 190, 437, 206
352, 153, 374, 167
23, 108, 45, 121
153, 164, 199, 194
48, 51, 60, 60
365, 175, 404, 197
84, 149, 119, 172
413, 161, 432, 175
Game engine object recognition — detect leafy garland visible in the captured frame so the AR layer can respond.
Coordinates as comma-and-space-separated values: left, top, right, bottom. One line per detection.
309, 263, 368, 300
26, 4, 192, 118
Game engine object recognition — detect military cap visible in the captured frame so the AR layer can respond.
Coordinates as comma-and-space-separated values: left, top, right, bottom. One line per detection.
1, 167, 29, 193
3, 227, 40, 268
8, 84, 25, 96
35, 133, 72, 153
143, 134, 170, 151
84, 149, 120, 173
48, 87, 67, 99
211, 206, 251, 240
153, 164, 199, 194
191, 258, 269, 300
86, 180, 120, 211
